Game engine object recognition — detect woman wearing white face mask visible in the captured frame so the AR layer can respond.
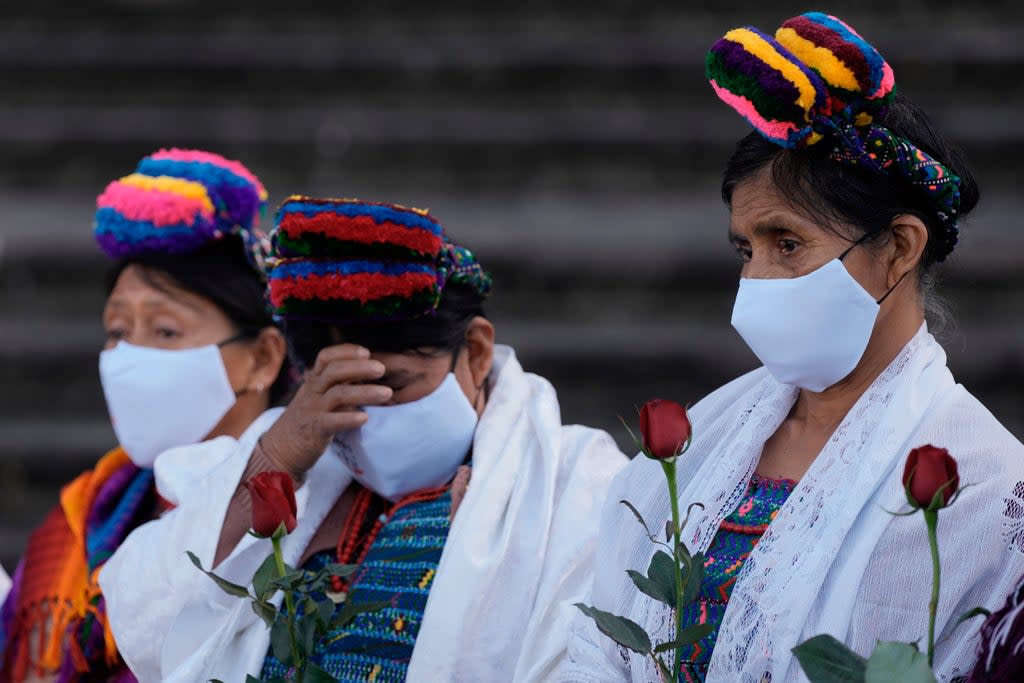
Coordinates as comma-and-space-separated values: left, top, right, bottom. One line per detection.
0, 149, 289, 683
99, 196, 628, 682
562, 12, 1024, 683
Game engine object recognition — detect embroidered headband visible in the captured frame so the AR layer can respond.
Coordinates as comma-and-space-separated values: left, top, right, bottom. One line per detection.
94, 148, 271, 274
706, 12, 962, 260
268, 196, 492, 322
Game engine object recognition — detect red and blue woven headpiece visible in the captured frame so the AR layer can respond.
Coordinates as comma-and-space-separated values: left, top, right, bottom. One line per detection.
268, 196, 492, 322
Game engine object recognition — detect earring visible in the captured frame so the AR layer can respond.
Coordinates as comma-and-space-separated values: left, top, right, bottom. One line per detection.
256, 382, 265, 393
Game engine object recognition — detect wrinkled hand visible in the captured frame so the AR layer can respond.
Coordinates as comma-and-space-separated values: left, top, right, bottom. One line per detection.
261, 345, 392, 479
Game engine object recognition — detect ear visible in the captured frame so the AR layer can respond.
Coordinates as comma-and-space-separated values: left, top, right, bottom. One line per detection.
887, 214, 930, 286
248, 326, 288, 395
463, 317, 495, 389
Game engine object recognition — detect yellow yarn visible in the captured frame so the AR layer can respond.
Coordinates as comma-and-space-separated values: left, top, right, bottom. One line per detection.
119, 174, 215, 212
775, 27, 860, 92
726, 28, 820, 116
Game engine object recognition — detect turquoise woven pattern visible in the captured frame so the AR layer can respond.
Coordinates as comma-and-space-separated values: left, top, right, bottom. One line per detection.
679, 475, 795, 682
261, 491, 452, 682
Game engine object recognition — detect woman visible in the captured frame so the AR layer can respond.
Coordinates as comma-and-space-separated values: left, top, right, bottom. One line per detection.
561, 12, 1024, 682
99, 197, 627, 682
0, 149, 289, 682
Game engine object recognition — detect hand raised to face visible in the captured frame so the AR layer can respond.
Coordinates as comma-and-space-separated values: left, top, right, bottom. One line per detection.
260, 344, 392, 479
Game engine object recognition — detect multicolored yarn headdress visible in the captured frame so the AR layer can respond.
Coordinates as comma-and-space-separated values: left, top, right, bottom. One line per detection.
268, 196, 492, 322
706, 12, 962, 260
94, 148, 271, 273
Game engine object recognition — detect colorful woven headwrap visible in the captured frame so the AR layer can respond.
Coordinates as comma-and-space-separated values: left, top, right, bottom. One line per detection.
706, 12, 962, 260
268, 196, 492, 322
94, 148, 270, 273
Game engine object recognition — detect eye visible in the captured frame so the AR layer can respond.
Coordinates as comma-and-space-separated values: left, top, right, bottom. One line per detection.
734, 245, 752, 262
105, 328, 126, 342
777, 239, 800, 255
156, 327, 181, 340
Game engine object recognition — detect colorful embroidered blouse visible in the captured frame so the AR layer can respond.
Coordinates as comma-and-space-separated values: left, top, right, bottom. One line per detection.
679, 474, 796, 682
261, 490, 451, 683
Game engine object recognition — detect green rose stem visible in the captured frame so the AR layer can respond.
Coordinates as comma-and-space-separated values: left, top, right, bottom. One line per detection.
662, 458, 683, 683
924, 507, 940, 668
272, 534, 304, 682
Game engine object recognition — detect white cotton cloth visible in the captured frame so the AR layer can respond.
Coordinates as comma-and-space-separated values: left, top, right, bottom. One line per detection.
560, 325, 1024, 683
100, 345, 627, 683
0, 563, 11, 604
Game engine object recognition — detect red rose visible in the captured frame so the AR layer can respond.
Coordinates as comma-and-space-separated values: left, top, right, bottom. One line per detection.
639, 399, 692, 460
245, 471, 298, 537
902, 445, 960, 509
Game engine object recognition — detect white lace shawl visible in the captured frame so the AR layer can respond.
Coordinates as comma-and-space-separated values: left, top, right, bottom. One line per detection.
559, 326, 1024, 683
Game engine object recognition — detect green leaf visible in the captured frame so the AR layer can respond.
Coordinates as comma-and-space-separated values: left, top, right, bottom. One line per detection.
649, 550, 679, 605
317, 598, 336, 628
305, 661, 340, 683
251, 599, 278, 629
270, 570, 308, 593
654, 655, 673, 681
252, 554, 280, 602
324, 563, 360, 578
626, 570, 673, 608
792, 634, 867, 683
665, 520, 673, 543
865, 641, 937, 683
574, 603, 652, 655
653, 623, 715, 653
186, 551, 251, 599
680, 553, 705, 607
619, 499, 655, 539
302, 607, 320, 654
243, 677, 259, 683
270, 618, 293, 665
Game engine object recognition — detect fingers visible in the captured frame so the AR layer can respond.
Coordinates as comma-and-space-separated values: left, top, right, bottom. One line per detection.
310, 358, 386, 393
320, 410, 370, 436
311, 344, 371, 375
322, 383, 392, 411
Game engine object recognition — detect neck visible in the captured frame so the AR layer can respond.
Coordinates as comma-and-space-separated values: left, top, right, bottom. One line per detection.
207, 394, 271, 441
793, 302, 924, 430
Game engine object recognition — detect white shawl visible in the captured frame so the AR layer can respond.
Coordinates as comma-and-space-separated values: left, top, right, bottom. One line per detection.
560, 326, 1024, 683
100, 345, 627, 683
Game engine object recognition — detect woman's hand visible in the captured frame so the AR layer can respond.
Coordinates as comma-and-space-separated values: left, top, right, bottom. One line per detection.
260, 344, 392, 479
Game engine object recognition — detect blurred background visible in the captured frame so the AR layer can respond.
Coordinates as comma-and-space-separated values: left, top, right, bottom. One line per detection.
0, 0, 1022, 568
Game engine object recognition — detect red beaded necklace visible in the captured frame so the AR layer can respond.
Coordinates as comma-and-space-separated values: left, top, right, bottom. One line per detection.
330, 484, 453, 594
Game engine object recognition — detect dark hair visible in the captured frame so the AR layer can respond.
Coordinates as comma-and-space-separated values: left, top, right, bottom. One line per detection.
721, 92, 980, 271
284, 283, 487, 370
105, 236, 293, 404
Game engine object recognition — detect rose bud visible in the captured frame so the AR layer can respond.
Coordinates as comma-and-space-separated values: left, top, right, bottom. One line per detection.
639, 399, 692, 460
902, 445, 960, 510
245, 471, 298, 538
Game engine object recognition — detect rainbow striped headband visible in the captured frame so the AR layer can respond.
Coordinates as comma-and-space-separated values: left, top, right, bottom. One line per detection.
268, 196, 492, 322
94, 148, 270, 271
706, 12, 961, 260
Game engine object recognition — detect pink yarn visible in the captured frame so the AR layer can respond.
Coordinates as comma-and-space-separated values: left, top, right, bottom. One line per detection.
710, 81, 801, 141
96, 181, 212, 228
148, 148, 267, 197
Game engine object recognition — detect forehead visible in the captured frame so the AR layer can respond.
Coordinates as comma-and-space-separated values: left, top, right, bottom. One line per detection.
729, 167, 821, 236
105, 265, 210, 315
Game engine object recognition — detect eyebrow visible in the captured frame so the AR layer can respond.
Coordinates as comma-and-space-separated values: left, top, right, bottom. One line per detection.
104, 295, 204, 314
728, 224, 798, 244
379, 368, 427, 386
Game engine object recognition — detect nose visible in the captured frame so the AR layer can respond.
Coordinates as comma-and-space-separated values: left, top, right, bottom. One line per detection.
741, 256, 774, 280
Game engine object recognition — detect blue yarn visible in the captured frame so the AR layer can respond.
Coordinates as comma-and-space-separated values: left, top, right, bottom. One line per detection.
136, 158, 252, 190
94, 208, 214, 243
803, 12, 886, 94
269, 260, 435, 280
278, 201, 443, 235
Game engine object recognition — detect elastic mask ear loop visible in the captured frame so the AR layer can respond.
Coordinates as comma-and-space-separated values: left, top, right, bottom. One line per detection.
838, 232, 873, 262
449, 346, 487, 410
218, 330, 255, 398
875, 269, 911, 305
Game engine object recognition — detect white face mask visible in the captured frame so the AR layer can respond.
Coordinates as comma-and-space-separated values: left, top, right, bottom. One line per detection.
99, 341, 238, 467
731, 255, 887, 393
330, 373, 478, 502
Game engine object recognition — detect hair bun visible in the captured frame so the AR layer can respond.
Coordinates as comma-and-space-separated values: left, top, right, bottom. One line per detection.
706, 26, 831, 149
776, 12, 895, 122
